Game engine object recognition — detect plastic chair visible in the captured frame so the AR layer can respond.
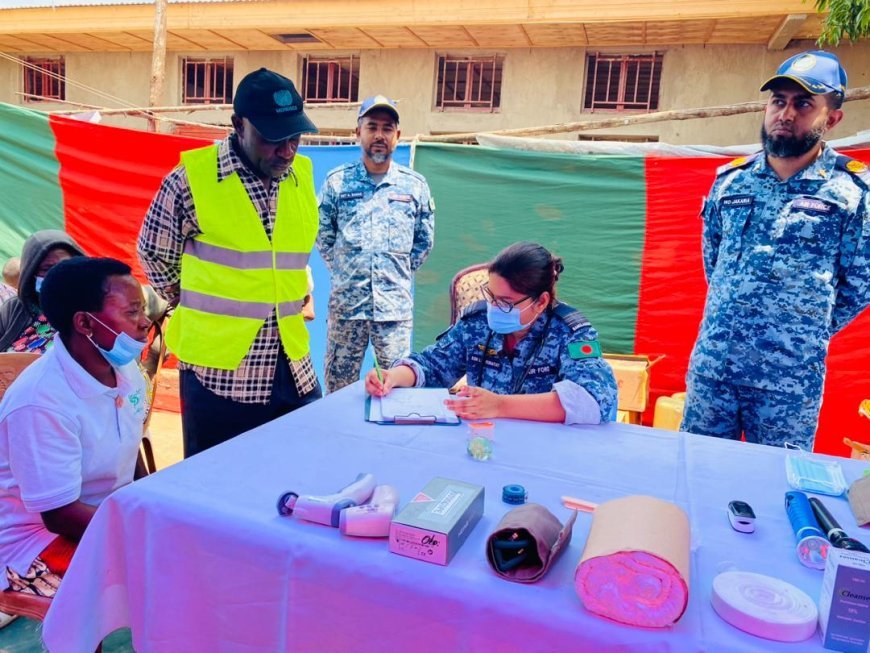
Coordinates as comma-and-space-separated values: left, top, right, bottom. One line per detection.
450, 263, 489, 325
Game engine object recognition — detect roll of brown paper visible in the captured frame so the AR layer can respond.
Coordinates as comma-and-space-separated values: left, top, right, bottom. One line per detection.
574, 495, 690, 628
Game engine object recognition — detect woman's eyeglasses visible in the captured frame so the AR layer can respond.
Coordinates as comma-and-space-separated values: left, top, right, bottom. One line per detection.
480, 284, 536, 313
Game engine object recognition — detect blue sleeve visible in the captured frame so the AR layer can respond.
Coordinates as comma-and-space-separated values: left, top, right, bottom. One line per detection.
556, 325, 619, 423
410, 182, 435, 272
832, 189, 870, 332
406, 319, 471, 388
316, 174, 339, 271
701, 191, 721, 283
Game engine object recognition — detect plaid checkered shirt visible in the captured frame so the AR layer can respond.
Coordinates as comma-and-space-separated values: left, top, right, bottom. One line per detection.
137, 135, 318, 403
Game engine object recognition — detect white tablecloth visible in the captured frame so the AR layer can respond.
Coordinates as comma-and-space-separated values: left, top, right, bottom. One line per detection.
42, 382, 870, 652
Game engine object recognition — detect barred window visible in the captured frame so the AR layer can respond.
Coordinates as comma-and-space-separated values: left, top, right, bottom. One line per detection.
182, 57, 234, 104
301, 55, 359, 103
23, 57, 65, 102
584, 53, 663, 113
435, 55, 503, 112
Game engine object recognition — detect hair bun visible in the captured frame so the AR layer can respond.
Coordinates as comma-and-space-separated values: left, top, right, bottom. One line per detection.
552, 256, 564, 280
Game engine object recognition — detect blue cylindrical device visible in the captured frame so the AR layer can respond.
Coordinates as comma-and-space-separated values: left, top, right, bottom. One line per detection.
784, 491, 829, 569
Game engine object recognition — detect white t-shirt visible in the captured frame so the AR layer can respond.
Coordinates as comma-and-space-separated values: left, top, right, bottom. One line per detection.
0, 338, 147, 586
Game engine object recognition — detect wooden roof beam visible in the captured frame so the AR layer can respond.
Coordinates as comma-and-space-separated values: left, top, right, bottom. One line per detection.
767, 13, 807, 50
0, 0, 822, 34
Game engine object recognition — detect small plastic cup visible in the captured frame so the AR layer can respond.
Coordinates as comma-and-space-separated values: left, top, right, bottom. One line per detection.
466, 421, 495, 461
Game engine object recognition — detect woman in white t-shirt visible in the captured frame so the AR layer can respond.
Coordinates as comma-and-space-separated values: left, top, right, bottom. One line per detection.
0, 257, 151, 598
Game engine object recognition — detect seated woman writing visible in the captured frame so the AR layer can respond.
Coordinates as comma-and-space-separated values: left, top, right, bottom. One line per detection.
365, 242, 618, 424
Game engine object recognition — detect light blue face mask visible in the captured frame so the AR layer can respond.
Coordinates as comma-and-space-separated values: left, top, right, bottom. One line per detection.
34, 276, 45, 293
86, 313, 145, 367
485, 301, 536, 335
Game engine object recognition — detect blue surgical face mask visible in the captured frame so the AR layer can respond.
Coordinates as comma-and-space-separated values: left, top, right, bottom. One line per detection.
486, 302, 536, 335
34, 276, 45, 293
86, 313, 145, 367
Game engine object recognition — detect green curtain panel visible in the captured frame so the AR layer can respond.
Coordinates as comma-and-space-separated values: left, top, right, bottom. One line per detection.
411, 143, 646, 352
0, 104, 65, 261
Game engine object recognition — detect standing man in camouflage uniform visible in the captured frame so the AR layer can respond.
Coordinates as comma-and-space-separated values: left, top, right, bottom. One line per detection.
682, 50, 870, 450
318, 96, 435, 393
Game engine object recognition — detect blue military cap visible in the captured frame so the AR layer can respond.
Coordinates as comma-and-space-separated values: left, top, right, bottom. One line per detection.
760, 50, 847, 97
358, 95, 400, 122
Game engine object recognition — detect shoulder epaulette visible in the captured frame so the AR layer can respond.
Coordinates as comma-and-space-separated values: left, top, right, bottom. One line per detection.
835, 154, 870, 187
324, 162, 355, 180
436, 299, 485, 341
552, 302, 591, 332
715, 152, 761, 177
396, 166, 427, 182
459, 299, 487, 321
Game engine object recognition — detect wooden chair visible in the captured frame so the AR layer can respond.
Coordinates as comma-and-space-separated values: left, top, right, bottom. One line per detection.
139, 286, 171, 475
447, 264, 489, 392
0, 353, 40, 401
138, 321, 167, 475
0, 590, 101, 652
0, 591, 52, 622
449, 263, 489, 325
0, 353, 52, 623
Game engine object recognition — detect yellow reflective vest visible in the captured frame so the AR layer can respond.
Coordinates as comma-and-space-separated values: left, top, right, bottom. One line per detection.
166, 144, 317, 369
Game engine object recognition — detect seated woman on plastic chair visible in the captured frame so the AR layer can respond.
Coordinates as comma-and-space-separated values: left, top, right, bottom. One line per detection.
365, 242, 618, 424
0, 257, 151, 598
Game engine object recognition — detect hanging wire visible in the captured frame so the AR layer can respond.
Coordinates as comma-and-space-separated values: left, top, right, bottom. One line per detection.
0, 51, 231, 130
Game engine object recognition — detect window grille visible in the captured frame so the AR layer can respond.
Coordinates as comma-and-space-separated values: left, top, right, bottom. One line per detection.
23, 57, 65, 102
435, 55, 503, 111
301, 56, 360, 104
584, 53, 663, 113
182, 57, 234, 104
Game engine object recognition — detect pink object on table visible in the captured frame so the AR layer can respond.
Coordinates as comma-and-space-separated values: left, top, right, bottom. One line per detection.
574, 495, 690, 628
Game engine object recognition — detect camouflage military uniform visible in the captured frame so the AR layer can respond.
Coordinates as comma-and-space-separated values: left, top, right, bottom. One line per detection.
318, 159, 435, 392
682, 147, 870, 448
395, 300, 619, 424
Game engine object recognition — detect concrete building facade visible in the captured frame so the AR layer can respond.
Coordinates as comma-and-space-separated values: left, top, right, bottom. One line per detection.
0, 1, 867, 145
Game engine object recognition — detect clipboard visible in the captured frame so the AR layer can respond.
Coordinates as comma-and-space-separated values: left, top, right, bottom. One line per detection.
365, 394, 461, 426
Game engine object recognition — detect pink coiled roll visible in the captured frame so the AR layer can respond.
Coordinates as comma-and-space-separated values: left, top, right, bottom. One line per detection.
574, 495, 690, 628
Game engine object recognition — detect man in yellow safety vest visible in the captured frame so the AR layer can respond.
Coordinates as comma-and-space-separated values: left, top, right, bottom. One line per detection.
138, 68, 321, 457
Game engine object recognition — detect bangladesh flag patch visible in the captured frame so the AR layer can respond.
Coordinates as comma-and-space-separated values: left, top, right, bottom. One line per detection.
568, 341, 602, 359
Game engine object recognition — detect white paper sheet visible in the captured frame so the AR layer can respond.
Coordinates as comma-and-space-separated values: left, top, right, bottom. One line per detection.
378, 388, 458, 423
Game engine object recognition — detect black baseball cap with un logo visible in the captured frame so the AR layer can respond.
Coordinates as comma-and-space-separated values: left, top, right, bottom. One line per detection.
233, 68, 318, 142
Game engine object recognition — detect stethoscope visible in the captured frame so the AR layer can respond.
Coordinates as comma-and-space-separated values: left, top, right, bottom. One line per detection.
475, 309, 554, 395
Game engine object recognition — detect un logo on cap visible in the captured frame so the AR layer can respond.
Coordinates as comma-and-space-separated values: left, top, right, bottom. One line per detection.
792, 54, 816, 72
273, 89, 296, 109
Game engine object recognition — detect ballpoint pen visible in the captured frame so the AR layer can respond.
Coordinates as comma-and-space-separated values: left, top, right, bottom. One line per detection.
373, 357, 384, 383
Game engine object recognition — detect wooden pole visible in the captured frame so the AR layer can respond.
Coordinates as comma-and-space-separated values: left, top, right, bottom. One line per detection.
51, 103, 232, 116
419, 86, 870, 144
147, 0, 168, 133
49, 100, 364, 116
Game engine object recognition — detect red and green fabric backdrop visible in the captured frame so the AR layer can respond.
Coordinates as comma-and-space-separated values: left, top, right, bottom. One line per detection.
1, 102, 867, 456
411, 143, 870, 457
